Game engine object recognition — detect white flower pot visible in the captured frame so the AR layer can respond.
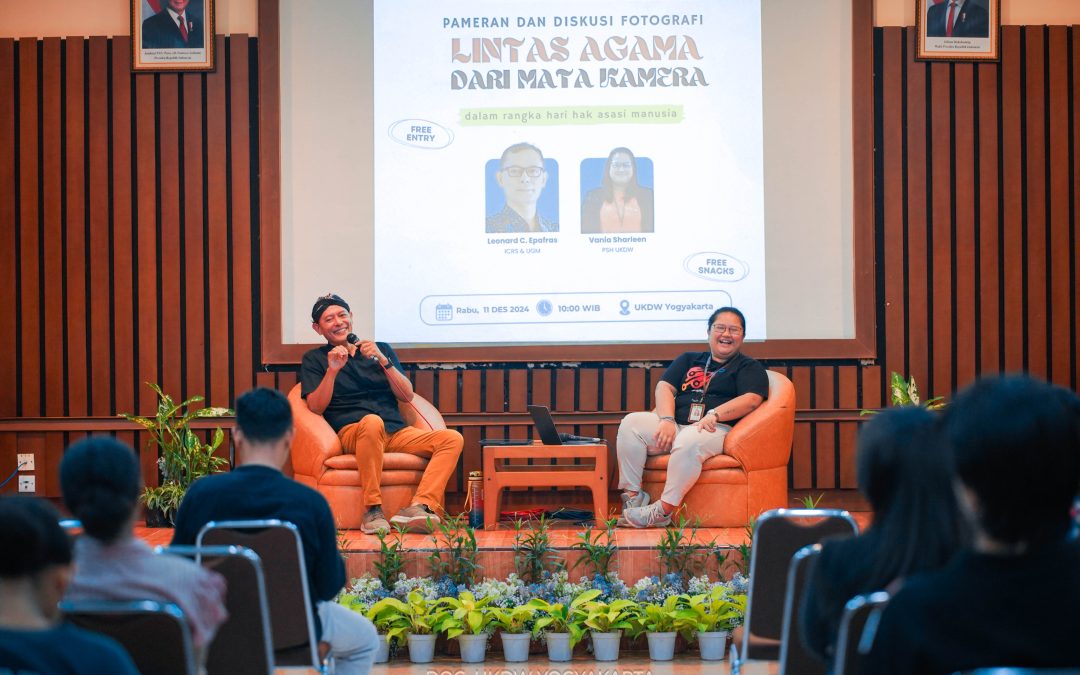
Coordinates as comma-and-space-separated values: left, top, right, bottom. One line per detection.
647, 631, 677, 661
545, 632, 573, 662
374, 634, 390, 663
697, 630, 730, 661
407, 633, 436, 664
500, 632, 531, 662
590, 630, 622, 661
458, 634, 488, 663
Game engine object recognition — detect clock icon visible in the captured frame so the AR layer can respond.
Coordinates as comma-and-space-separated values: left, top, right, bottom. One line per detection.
536, 300, 553, 317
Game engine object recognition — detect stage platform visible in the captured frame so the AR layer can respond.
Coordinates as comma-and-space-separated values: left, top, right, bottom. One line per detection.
137, 493, 872, 583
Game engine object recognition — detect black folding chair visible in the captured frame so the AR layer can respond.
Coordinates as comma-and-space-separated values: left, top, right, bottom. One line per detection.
738, 508, 859, 663
196, 519, 326, 673
160, 544, 274, 675
834, 591, 890, 675
60, 599, 196, 675
779, 543, 826, 675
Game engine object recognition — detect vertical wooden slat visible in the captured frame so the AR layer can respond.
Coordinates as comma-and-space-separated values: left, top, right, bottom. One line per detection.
461, 370, 481, 412
1073, 26, 1080, 390
861, 365, 882, 410
182, 71, 206, 402
905, 29, 929, 390
530, 369, 551, 408
789, 366, 812, 489
953, 62, 977, 389
977, 59, 1001, 375
87, 37, 111, 416
601, 368, 622, 412
229, 35, 255, 395
507, 370, 527, 411
134, 69, 158, 416
483, 369, 504, 413
1000, 26, 1024, 371
64, 38, 88, 417
881, 28, 906, 383
112, 37, 136, 417
18, 38, 41, 416
813, 366, 835, 489
1023, 27, 1048, 378
437, 370, 458, 413
837, 366, 859, 488
158, 73, 183, 400
929, 61, 953, 398
0, 39, 14, 417
623, 368, 646, 412
1046, 27, 1070, 387
42, 39, 65, 416
578, 368, 598, 412
554, 369, 575, 414
206, 36, 230, 407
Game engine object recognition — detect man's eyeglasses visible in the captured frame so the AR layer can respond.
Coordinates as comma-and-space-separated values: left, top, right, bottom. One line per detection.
710, 324, 743, 336
502, 166, 544, 178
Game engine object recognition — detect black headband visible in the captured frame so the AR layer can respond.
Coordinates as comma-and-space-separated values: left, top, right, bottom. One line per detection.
311, 294, 350, 323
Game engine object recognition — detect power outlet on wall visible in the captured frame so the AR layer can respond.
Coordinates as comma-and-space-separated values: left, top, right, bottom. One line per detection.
18, 476, 36, 493
17, 454, 35, 471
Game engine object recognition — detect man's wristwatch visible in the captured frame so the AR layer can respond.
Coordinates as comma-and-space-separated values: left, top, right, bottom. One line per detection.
707, 410, 720, 420
658, 415, 676, 423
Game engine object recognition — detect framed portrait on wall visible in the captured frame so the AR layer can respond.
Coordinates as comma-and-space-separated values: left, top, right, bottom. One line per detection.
916, 0, 999, 61
131, 0, 215, 72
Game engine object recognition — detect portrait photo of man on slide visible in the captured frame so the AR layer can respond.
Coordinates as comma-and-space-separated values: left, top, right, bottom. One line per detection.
485, 142, 560, 234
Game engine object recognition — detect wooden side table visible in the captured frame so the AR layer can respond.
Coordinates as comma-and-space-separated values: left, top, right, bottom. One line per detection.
481, 442, 608, 530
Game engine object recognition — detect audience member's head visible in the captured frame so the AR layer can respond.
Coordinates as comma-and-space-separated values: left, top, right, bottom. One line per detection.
60, 437, 142, 545
858, 406, 968, 582
943, 375, 1080, 549
234, 387, 294, 465
0, 496, 73, 622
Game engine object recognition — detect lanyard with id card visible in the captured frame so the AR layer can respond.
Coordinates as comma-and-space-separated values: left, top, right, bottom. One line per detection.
688, 356, 725, 422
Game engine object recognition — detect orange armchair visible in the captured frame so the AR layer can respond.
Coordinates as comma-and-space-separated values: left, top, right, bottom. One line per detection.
286, 384, 448, 529
640, 370, 796, 527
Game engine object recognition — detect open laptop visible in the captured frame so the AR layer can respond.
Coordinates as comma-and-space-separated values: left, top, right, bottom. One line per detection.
479, 406, 605, 446
527, 405, 604, 445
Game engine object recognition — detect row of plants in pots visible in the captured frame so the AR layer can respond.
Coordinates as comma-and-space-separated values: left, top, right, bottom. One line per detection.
338, 571, 746, 664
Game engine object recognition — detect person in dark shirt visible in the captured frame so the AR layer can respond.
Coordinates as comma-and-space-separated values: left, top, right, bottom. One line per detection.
172, 387, 378, 675
616, 306, 770, 528
300, 293, 463, 534
865, 375, 1080, 673
799, 406, 968, 668
0, 496, 138, 675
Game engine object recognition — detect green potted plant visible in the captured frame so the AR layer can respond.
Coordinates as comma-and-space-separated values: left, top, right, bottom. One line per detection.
365, 591, 447, 664
683, 585, 747, 660
436, 591, 498, 663
120, 382, 231, 526
575, 597, 640, 661
629, 594, 692, 661
338, 594, 395, 663
527, 588, 600, 662
490, 605, 536, 662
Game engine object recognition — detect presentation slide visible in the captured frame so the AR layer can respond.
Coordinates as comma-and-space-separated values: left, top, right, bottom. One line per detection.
372, 0, 766, 344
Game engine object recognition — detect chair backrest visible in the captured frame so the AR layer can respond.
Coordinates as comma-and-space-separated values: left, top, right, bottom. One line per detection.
160, 545, 274, 675
778, 544, 826, 675
834, 591, 890, 675
61, 599, 196, 675
196, 519, 321, 669
742, 508, 859, 660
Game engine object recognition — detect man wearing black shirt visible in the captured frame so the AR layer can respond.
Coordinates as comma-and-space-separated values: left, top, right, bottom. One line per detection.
172, 388, 378, 675
300, 294, 463, 534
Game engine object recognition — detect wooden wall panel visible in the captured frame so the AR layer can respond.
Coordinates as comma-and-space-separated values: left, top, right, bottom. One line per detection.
2, 27, 1079, 502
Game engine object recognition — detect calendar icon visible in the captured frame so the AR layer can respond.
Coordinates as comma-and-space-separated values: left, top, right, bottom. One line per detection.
435, 303, 453, 321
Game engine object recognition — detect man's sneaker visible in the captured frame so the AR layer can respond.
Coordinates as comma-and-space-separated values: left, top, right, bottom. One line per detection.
360, 506, 391, 535
618, 500, 672, 529
620, 490, 651, 512
390, 503, 441, 533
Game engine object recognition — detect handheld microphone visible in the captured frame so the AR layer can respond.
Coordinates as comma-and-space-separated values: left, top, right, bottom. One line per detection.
346, 333, 381, 362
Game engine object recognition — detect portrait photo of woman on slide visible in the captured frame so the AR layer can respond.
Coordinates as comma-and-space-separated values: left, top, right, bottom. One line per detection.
581, 147, 655, 234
